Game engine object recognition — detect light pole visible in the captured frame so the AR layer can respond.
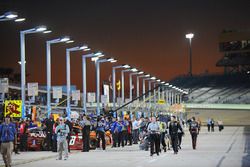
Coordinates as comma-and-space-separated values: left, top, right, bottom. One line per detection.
20, 25, 47, 118
164, 82, 169, 103
82, 52, 104, 113
121, 68, 137, 106
148, 77, 156, 108
142, 75, 151, 101
46, 36, 71, 117
95, 58, 117, 116
136, 74, 148, 98
0, 11, 25, 22
153, 80, 163, 106
185, 33, 194, 76
66, 45, 89, 118
129, 71, 143, 101
112, 64, 130, 110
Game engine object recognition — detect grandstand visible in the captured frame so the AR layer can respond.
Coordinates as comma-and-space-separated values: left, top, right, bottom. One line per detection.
171, 29, 250, 104
171, 73, 250, 104
169, 30, 250, 125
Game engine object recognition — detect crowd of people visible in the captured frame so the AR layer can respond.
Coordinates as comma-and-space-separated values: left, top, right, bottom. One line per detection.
0, 112, 225, 166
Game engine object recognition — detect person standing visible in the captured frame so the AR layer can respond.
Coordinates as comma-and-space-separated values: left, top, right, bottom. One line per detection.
55, 117, 69, 160
13, 119, 20, 154
169, 116, 183, 154
207, 118, 211, 132
123, 118, 129, 146
211, 118, 215, 132
218, 119, 224, 132
127, 118, 133, 146
147, 117, 160, 156
132, 118, 139, 144
110, 118, 119, 147
19, 119, 28, 151
158, 118, 167, 152
117, 118, 124, 147
52, 118, 59, 152
45, 114, 55, 151
189, 117, 199, 150
64, 118, 72, 153
197, 118, 202, 134
0, 115, 16, 167
80, 116, 91, 152
96, 116, 106, 150
177, 119, 184, 150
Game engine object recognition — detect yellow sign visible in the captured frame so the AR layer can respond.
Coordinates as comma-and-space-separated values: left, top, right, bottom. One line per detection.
116, 80, 121, 91
157, 99, 165, 104
53, 114, 60, 121
4, 100, 22, 118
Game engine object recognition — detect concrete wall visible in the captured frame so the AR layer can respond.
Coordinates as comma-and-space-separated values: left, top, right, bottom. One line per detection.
186, 108, 250, 126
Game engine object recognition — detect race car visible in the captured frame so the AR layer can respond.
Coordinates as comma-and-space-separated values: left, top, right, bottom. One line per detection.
26, 127, 47, 151
69, 125, 112, 150
19, 125, 112, 151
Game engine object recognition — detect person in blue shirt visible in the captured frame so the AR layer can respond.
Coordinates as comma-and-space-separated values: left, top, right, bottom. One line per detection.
117, 117, 126, 147
96, 116, 106, 150
0, 115, 16, 167
110, 118, 119, 147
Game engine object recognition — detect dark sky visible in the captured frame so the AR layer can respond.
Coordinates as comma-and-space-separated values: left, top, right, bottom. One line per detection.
0, 0, 250, 93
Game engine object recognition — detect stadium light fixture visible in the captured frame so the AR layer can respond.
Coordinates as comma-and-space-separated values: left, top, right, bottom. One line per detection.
150, 76, 156, 80
18, 61, 26, 65
137, 71, 144, 75
131, 68, 138, 72
5, 12, 17, 19
14, 18, 25, 22
186, 33, 194, 39
35, 26, 47, 32
186, 33, 194, 76
43, 30, 52, 34
66, 40, 74, 43
122, 64, 130, 68
0, 11, 26, 22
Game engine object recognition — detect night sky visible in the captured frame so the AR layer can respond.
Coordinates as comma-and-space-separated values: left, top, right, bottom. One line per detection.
0, 0, 250, 94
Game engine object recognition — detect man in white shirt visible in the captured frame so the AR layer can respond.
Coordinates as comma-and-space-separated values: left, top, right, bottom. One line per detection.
132, 118, 140, 144
147, 117, 160, 156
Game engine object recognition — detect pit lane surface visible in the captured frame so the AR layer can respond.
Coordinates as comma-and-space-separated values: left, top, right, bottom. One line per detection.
2, 126, 249, 167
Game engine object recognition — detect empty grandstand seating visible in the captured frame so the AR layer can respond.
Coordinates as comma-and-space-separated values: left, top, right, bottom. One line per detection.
171, 74, 250, 104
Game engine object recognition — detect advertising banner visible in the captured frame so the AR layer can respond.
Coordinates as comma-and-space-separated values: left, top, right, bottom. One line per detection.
53, 86, 62, 99
0, 78, 9, 93
87, 92, 96, 103
101, 95, 108, 104
4, 100, 22, 117
72, 90, 81, 101
103, 84, 110, 103
28, 82, 38, 96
